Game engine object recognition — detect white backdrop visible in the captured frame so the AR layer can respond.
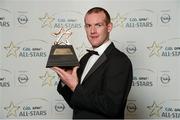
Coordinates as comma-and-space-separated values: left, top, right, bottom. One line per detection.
0, 0, 180, 119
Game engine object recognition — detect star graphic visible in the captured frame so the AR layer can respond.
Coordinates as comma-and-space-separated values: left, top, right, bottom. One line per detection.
4, 102, 20, 118
39, 71, 56, 87
147, 101, 163, 117
111, 13, 126, 28
147, 41, 162, 57
39, 13, 55, 28
4, 41, 20, 57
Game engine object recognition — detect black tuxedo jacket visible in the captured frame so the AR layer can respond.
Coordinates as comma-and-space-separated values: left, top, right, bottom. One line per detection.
57, 43, 133, 119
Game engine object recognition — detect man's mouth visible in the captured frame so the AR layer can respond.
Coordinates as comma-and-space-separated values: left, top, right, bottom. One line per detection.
91, 36, 98, 39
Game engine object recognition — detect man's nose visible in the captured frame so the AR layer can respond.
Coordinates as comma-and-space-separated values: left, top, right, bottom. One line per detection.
90, 26, 97, 34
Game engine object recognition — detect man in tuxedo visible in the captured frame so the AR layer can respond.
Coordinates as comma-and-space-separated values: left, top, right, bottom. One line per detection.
51, 7, 133, 119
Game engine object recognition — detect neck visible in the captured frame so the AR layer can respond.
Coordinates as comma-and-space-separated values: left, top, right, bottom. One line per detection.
93, 39, 109, 49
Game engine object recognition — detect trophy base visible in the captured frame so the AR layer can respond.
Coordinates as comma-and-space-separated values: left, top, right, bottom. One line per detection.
46, 44, 79, 69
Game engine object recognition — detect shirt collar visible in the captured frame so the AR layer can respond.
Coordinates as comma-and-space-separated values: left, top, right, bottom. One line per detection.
93, 40, 111, 56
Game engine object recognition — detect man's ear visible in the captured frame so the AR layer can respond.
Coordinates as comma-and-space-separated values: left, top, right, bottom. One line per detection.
107, 22, 113, 32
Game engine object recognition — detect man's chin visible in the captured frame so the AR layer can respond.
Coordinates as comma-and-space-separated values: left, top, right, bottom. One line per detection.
92, 44, 100, 48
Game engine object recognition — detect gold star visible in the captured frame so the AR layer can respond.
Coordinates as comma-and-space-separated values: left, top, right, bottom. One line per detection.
4, 102, 20, 118
4, 41, 20, 57
111, 13, 126, 28
39, 71, 55, 87
147, 41, 162, 57
39, 13, 55, 28
147, 101, 163, 117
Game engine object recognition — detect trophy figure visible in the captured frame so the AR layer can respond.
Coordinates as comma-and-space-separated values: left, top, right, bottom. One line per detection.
46, 27, 79, 69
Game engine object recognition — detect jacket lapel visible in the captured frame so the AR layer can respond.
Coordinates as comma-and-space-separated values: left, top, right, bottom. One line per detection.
82, 53, 107, 83
81, 43, 115, 84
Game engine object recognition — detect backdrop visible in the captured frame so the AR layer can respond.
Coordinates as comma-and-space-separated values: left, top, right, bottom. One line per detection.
1, 0, 180, 119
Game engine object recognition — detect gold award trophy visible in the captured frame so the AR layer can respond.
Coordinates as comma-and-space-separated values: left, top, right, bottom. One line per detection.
46, 27, 79, 69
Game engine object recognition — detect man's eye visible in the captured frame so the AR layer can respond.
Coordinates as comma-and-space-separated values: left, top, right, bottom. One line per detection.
95, 24, 103, 28
85, 25, 90, 28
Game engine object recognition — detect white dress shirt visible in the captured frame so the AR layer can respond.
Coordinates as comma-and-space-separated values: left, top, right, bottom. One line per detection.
80, 40, 111, 84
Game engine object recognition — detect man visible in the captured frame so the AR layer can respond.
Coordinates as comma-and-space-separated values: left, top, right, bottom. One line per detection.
51, 7, 133, 119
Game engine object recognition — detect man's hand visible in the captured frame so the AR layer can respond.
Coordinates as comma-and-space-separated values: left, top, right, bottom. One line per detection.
51, 66, 79, 91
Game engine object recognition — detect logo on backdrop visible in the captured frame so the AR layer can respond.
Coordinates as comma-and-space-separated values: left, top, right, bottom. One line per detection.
125, 100, 140, 116
55, 102, 65, 112
147, 101, 163, 118
0, 68, 13, 87
4, 98, 49, 118
159, 10, 172, 26
133, 68, 156, 87
113, 40, 137, 56
160, 13, 171, 24
39, 11, 83, 29
53, 11, 82, 29
0, 68, 31, 88
4, 102, 20, 118
147, 41, 162, 57
4, 41, 20, 58
53, 100, 66, 115
147, 38, 180, 57
39, 11, 86, 58
39, 71, 56, 87
126, 44, 137, 54
160, 73, 170, 84
17, 15, 28, 25
111, 13, 126, 28
4, 40, 48, 58
111, 9, 155, 29
147, 100, 180, 119
125, 41, 137, 56
39, 13, 55, 28
16, 70, 30, 87
16, 11, 29, 27
0, 8, 11, 28
127, 102, 137, 113
158, 70, 172, 87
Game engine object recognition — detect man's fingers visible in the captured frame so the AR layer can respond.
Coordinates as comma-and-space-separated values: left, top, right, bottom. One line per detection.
72, 66, 79, 76
51, 67, 64, 78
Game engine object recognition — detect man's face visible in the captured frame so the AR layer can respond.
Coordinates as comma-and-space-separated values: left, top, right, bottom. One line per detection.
84, 12, 112, 48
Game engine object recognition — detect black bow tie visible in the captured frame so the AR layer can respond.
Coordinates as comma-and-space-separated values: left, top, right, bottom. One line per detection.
86, 49, 99, 56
